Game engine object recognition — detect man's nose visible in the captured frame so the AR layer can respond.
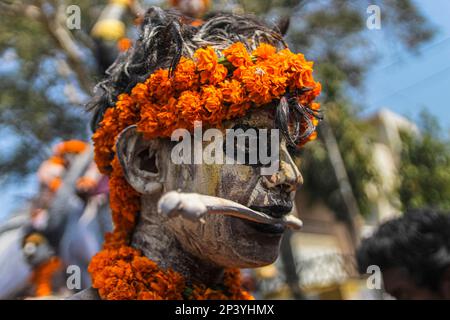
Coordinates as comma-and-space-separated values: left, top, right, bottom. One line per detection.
263, 146, 303, 193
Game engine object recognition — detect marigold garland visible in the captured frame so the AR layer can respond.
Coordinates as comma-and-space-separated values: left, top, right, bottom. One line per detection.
89, 42, 321, 300
29, 141, 88, 297
117, 37, 132, 52
48, 177, 62, 192
54, 140, 88, 157
88, 246, 253, 300
30, 257, 62, 297
75, 176, 98, 192
40, 140, 89, 192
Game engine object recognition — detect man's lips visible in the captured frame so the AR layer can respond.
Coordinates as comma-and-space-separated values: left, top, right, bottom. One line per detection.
157, 191, 303, 230
249, 205, 293, 218
244, 205, 293, 234
242, 220, 286, 234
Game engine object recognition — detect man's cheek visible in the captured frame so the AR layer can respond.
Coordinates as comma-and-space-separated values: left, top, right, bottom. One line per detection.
219, 167, 259, 200
224, 165, 255, 183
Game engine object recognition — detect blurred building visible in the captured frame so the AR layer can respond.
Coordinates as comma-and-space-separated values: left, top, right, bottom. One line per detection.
363, 108, 419, 224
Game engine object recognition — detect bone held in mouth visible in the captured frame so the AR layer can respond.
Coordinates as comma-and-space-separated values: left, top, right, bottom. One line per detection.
157, 191, 303, 230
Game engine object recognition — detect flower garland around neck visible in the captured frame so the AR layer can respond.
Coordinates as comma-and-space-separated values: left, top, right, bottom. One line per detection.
88, 42, 321, 300
88, 245, 253, 300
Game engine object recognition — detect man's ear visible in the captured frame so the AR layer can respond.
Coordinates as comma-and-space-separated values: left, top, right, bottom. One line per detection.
116, 125, 163, 195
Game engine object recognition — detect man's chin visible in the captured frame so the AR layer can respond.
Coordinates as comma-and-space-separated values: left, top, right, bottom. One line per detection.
226, 216, 283, 268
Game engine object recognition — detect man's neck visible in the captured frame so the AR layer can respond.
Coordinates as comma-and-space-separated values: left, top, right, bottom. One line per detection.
130, 195, 225, 287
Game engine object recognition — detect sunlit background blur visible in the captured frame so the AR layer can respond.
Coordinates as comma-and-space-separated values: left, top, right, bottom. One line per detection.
0, 0, 449, 299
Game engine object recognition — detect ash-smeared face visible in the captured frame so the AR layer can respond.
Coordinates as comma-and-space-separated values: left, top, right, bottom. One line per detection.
160, 107, 303, 268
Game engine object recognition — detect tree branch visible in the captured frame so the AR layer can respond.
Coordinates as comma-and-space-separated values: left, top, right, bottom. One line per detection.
1, 0, 94, 95
320, 119, 361, 244
37, 1, 94, 94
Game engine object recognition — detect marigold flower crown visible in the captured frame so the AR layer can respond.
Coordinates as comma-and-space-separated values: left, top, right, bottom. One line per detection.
88, 41, 321, 300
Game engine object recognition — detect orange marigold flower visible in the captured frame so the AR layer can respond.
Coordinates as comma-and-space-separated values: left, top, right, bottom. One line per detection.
48, 177, 62, 192
206, 63, 228, 85
146, 69, 174, 103
223, 42, 253, 68
116, 93, 140, 127
93, 107, 120, 173
137, 102, 160, 138
307, 131, 318, 142
130, 83, 149, 103
200, 85, 223, 124
219, 79, 245, 105
158, 98, 180, 136
310, 101, 321, 111
279, 50, 314, 89
31, 257, 62, 297
176, 90, 202, 125
312, 82, 322, 97
194, 46, 218, 72
76, 176, 97, 193
48, 156, 65, 166
117, 37, 132, 52
54, 140, 88, 156
305, 82, 322, 103
240, 65, 273, 105
252, 43, 277, 61
261, 62, 288, 97
194, 46, 228, 85
173, 57, 199, 91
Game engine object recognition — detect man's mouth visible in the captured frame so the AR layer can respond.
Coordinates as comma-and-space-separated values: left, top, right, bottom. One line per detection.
250, 205, 293, 218
157, 191, 302, 231
242, 220, 286, 234
244, 205, 293, 234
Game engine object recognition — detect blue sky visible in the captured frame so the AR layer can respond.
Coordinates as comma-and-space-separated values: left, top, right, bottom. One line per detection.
1, 0, 449, 221
362, 0, 450, 129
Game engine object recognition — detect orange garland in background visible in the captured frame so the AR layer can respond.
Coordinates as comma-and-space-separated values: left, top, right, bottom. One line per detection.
117, 37, 132, 52
54, 140, 88, 156
44, 140, 89, 192
48, 178, 62, 192
88, 42, 321, 300
30, 257, 62, 297
76, 176, 98, 192
29, 140, 89, 297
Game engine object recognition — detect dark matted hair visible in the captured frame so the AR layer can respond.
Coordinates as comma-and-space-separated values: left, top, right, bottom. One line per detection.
357, 208, 450, 292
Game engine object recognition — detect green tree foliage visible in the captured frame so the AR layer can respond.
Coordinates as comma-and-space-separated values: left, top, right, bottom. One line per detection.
0, 0, 110, 180
300, 102, 379, 217
399, 113, 450, 211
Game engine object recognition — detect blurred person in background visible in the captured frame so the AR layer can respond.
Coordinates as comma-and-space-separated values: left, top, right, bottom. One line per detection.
357, 209, 450, 300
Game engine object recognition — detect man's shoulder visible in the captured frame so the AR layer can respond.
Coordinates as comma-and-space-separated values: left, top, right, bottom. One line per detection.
67, 287, 100, 300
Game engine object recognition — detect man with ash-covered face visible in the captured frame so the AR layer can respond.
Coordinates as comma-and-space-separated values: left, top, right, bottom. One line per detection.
71, 7, 321, 300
